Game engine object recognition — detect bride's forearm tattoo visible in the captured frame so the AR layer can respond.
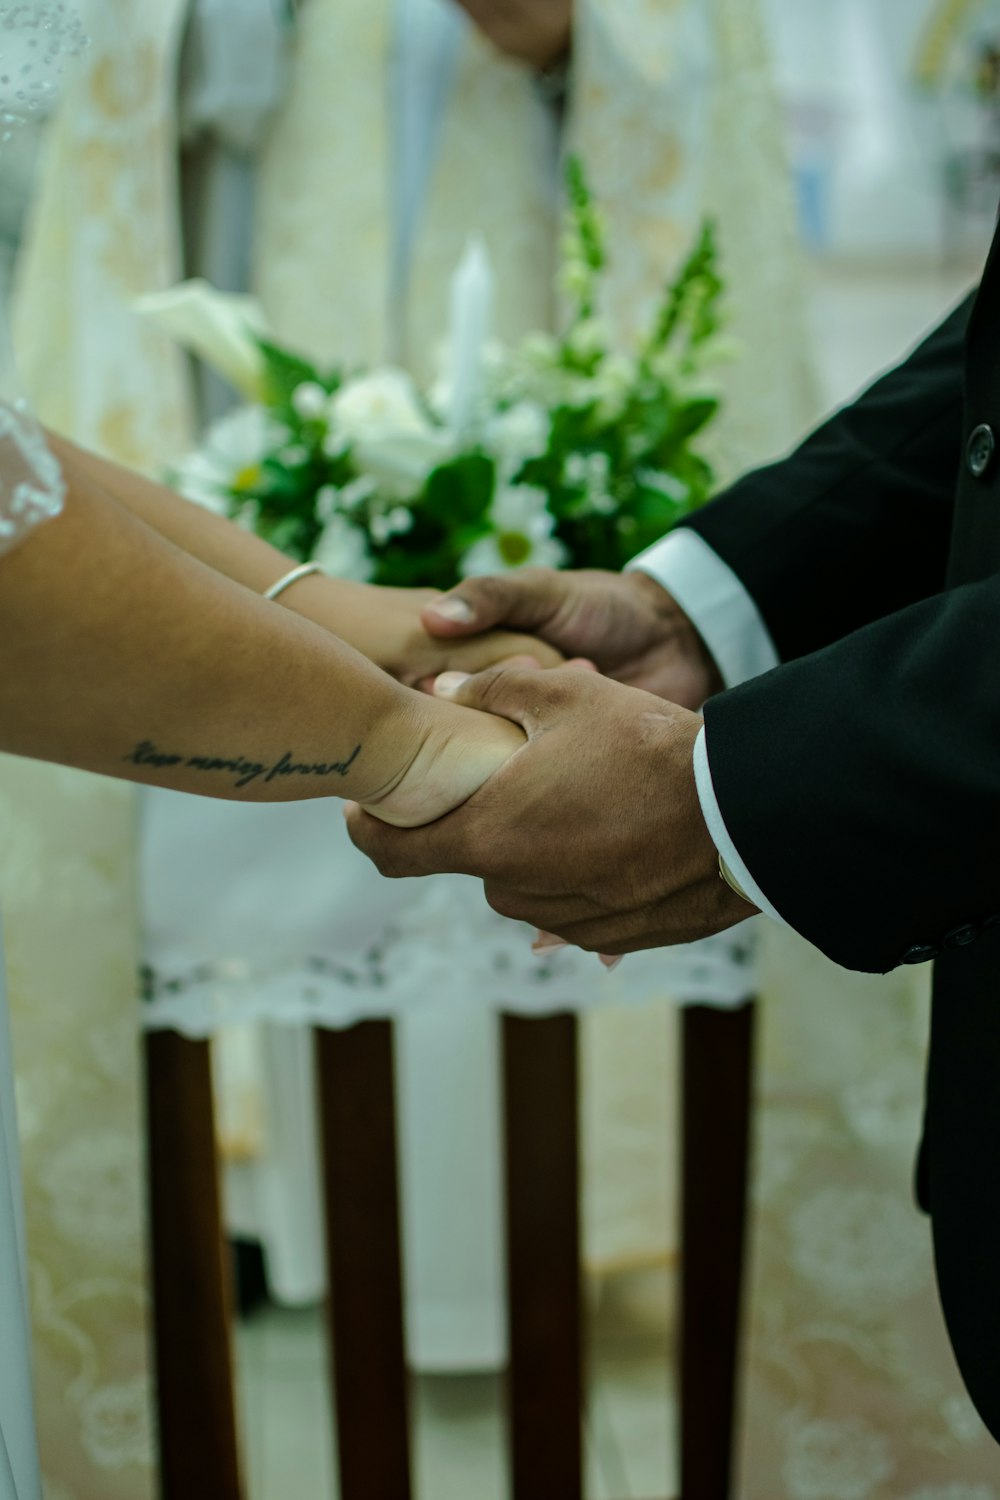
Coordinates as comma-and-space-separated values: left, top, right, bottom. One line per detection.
125, 739, 361, 789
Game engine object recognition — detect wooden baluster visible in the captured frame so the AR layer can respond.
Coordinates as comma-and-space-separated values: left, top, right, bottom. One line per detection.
315, 1022, 412, 1500
678, 1001, 756, 1500
146, 1031, 243, 1500
502, 1013, 583, 1500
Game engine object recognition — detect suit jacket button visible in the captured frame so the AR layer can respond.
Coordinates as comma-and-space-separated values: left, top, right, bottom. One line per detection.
966, 423, 996, 477
943, 923, 980, 949
902, 942, 941, 965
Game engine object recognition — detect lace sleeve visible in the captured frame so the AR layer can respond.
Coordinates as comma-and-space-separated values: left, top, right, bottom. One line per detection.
0, 399, 65, 555
0, 4, 86, 557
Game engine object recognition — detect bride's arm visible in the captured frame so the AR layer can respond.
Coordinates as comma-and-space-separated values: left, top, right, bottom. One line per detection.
0, 460, 523, 826
48, 433, 561, 680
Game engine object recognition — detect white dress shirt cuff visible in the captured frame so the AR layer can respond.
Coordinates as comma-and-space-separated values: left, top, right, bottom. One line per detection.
627, 527, 779, 690
693, 725, 789, 927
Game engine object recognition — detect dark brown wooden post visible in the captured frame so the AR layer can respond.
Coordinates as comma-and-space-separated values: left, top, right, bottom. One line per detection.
314, 1021, 412, 1500
678, 1001, 756, 1500
145, 1031, 243, 1500
502, 1013, 583, 1500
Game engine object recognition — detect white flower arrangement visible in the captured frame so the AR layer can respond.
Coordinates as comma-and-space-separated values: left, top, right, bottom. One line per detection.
143, 160, 730, 586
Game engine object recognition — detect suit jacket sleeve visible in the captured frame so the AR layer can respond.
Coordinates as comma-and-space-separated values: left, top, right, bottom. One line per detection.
683, 294, 972, 663
703, 572, 999, 974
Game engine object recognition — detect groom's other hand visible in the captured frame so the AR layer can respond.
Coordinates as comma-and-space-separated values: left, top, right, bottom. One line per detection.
422, 568, 723, 708
346, 663, 755, 954
451, 0, 572, 68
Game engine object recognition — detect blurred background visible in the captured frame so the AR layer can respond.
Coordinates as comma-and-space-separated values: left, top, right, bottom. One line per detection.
2, 2, 999, 1498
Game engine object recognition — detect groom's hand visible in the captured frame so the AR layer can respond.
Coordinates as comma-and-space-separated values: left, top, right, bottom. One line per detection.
422, 568, 723, 708
346, 663, 755, 954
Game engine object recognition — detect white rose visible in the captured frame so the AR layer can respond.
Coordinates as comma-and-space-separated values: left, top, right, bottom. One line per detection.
332, 370, 450, 498
354, 428, 451, 498
331, 369, 431, 441
134, 279, 268, 400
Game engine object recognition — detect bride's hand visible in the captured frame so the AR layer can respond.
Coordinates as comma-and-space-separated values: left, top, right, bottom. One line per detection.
294, 577, 566, 683
359, 689, 526, 829
361, 657, 596, 829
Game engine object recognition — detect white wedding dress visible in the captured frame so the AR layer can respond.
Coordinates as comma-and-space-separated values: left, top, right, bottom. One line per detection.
0, 410, 67, 1500
0, 947, 41, 1500
0, 10, 84, 1498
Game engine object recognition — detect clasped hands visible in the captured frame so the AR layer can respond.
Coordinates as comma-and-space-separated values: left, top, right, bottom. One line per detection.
349, 568, 757, 956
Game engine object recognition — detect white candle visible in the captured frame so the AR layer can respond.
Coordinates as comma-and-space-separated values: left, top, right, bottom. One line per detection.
448, 237, 495, 437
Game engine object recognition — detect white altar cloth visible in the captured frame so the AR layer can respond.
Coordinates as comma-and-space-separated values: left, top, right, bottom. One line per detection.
139, 787, 757, 1366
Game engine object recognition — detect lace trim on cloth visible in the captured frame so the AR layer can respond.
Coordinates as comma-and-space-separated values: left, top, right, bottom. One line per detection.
140, 884, 758, 1037
0, 400, 65, 555
0, 3, 87, 132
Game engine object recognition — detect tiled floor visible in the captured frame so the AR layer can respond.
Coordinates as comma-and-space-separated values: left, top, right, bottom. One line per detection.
231, 253, 984, 1500
235, 1266, 678, 1500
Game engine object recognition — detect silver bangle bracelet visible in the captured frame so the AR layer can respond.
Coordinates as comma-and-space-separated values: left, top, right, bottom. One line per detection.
263, 561, 324, 602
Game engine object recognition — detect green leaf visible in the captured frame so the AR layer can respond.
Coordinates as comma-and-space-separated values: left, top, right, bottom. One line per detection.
663, 396, 720, 446
560, 156, 607, 328
256, 337, 329, 409
420, 453, 495, 527
646, 219, 724, 356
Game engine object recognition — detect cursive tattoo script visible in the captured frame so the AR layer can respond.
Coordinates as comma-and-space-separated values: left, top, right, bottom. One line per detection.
125, 739, 361, 789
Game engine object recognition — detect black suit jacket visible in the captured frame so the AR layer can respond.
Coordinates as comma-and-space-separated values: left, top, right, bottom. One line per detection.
682, 238, 1000, 1437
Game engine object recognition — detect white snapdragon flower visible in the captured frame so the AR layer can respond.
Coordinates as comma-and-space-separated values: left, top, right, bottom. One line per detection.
338, 475, 379, 511
315, 475, 377, 525
561, 258, 591, 302
563, 373, 601, 410
635, 468, 690, 505
565, 317, 606, 363
370, 507, 415, 545
460, 484, 567, 577
331, 370, 450, 498
311, 515, 375, 581
591, 353, 635, 424
173, 406, 277, 514
315, 485, 339, 524
564, 450, 616, 515
488, 401, 551, 480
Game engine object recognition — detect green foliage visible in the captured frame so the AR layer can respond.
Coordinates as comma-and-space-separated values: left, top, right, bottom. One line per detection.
645, 219, 723, 359
562, 155, 608, 327
258, 340, 317, 408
